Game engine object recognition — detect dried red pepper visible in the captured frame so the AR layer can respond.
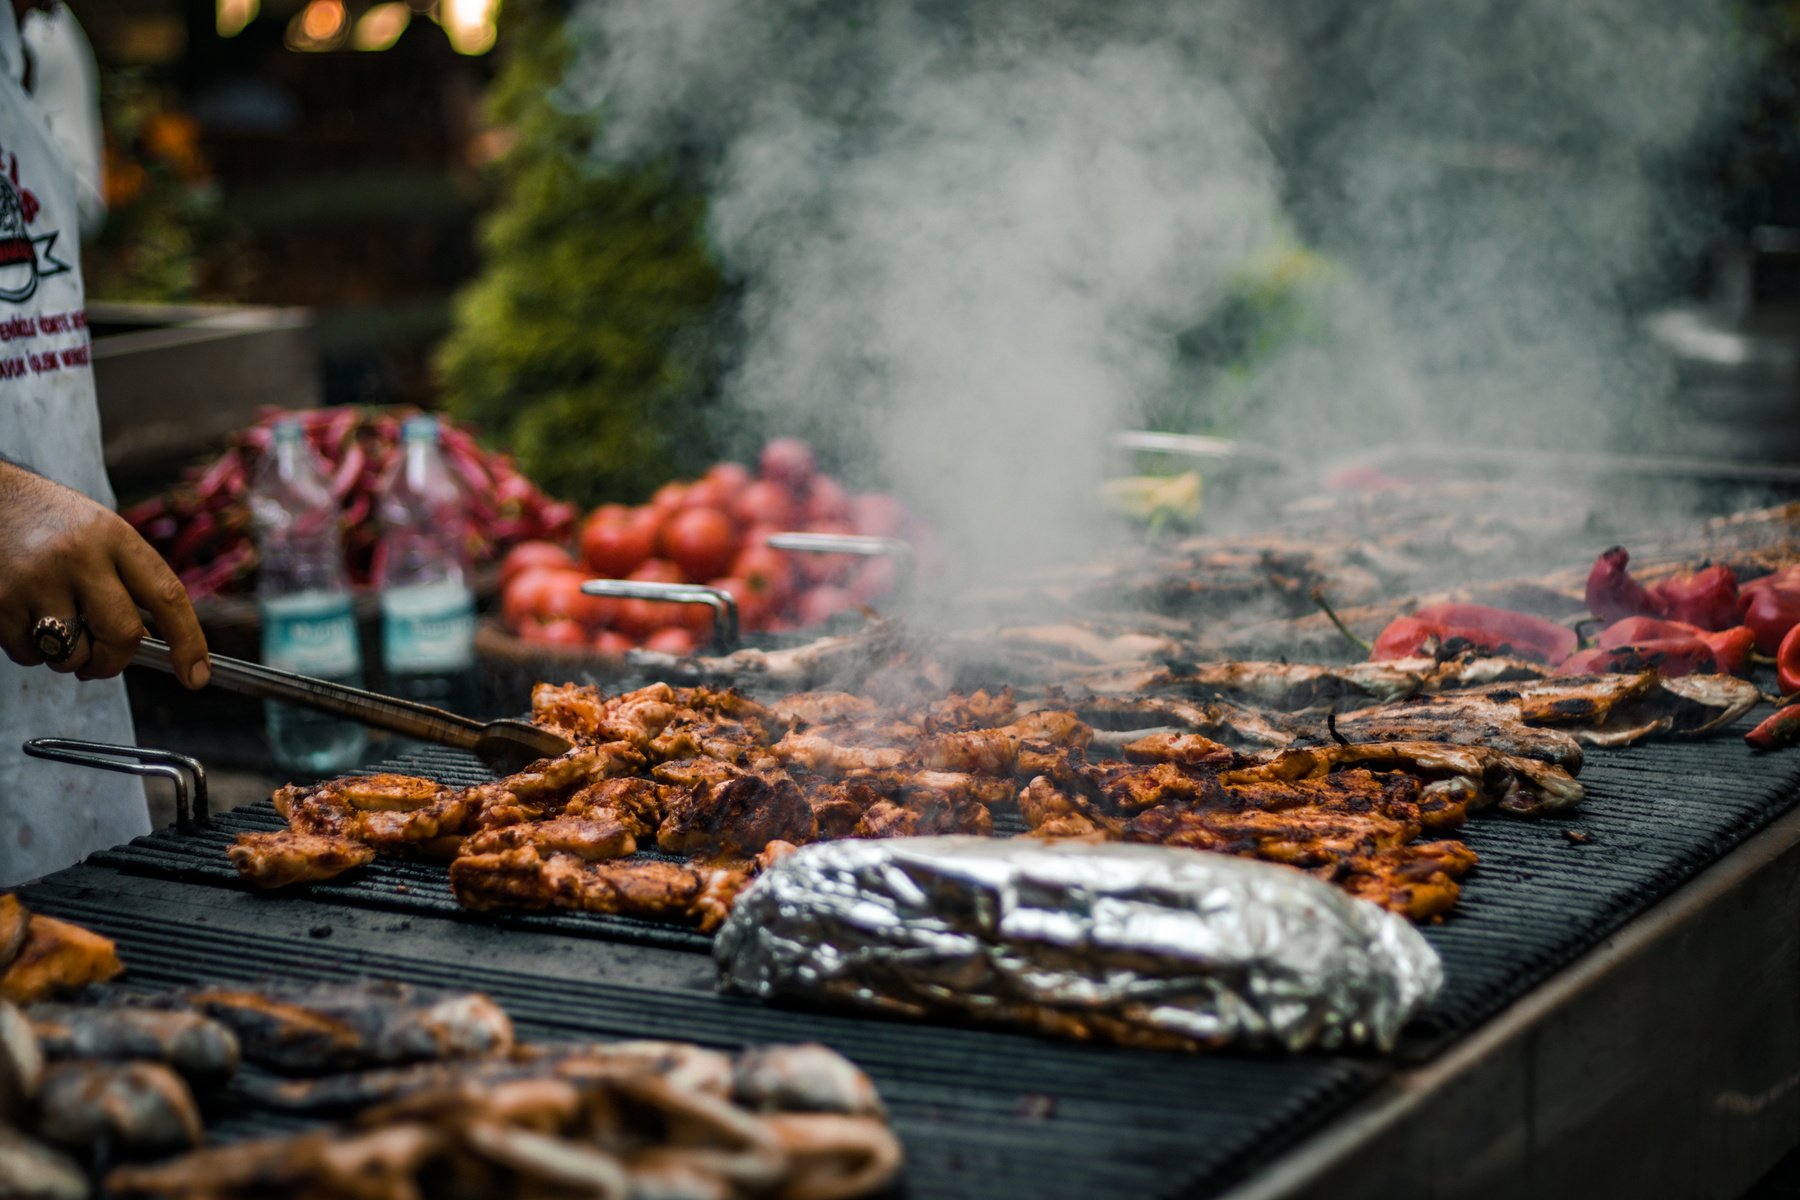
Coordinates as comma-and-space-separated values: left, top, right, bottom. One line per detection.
1585, 546, 1661, 624
1556, 638, 1716, 679
1780, 623, 1800, 698
1746, 703, 1800, 752
1370, 604, 1577, 665
1646, 564, 1739, 631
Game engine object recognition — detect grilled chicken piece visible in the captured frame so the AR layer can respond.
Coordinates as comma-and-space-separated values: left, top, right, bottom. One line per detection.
1492, 671, 1660, 725
28, 1004, 239, 1083
918, 729, 1020, 775
351, 786, 494, 850
35, 1060, 202, 1158
798, 780, 881, 840
1226, 742, 1583, 818
1584, 674, 1764, 744
0, 916, 123, 1004
450, 846, 751, 932
1069, 694, 1299, 748
1320, 841, 1480, 921
652, 757, 745, 791
921, 687, 1018, 732
0, 1000, 44, 1122
506, 742, 648, 802
1083, 760, 1222, 812
179, 982, 513, 1075
229, 830, 375, 889
1121, 732, 1236, 767
769, 732, 908, 775
650, 720, 768, 763
732, 1044, 884, 1118
532, 681, 681, 746
1080, 656, 1551, 711
772, 691, 876, 727
657, 773, 817, 857
462, 813, 640, 861
106, 1124, 443, 1200
0, 894, 30, 971
1126, 799, 1422, 866
276, 773, 446, 816
1297, 695, 1585, 770
1017, 777, 1122, 840
0, 1126, 85, 1200
1005, 709, 1092, 748
756, 840, 802, 872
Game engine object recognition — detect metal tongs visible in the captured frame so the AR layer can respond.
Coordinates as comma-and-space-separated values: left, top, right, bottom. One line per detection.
130, 637, 571, 772
24, 738, 209, 834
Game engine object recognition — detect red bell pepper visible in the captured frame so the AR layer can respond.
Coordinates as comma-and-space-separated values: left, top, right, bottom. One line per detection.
1596, 617, 1755, 676
1746, 702, 1800, 752
1556, 638, 1716, 678
1371, 605, 1577, 665
1742, 585, 1800, 655
1702, 626, 1756, 676
1646, 564, 1739, 630
1780, 623, 1800, 698
1585, 547, 1660, 623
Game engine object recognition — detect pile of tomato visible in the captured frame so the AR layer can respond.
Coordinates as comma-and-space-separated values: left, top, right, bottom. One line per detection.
498, 439, 924, 655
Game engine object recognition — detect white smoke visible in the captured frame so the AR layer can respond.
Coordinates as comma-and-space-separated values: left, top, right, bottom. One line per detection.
562, 0, 1745, 583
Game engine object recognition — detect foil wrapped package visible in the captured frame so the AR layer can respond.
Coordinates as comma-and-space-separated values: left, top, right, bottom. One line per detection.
715, 837, 1442, 1052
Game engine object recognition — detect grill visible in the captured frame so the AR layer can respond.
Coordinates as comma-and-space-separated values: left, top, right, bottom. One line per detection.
28, 712, 1800, 1198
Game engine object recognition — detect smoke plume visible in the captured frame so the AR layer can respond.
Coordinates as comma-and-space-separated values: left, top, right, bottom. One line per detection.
563, 0, 1745, 583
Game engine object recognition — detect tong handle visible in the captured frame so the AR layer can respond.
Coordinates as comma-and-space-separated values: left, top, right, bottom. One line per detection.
132, 637, 488, 752
1111, 431, 1291, 468
765, 532, 914, 593
24, 738, 209, 832
579, 580, 740, 653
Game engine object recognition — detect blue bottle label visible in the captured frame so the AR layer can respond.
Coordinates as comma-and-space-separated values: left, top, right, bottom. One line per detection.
382, 581, 475, 673
262, 592, 361, 677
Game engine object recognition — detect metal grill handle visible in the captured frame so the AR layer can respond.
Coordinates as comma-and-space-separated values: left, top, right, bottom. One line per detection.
23, 738, 209, 833
765, 532, 914, 593
580, 579, 740, 653
1111, 431, 1292, 469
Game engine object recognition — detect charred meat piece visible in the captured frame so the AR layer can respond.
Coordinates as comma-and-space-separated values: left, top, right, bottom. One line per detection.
1084, 761, 1223, 812
799, 780, 882, 841
769, 732, 908, 775
852, 789, 992, 838
918, 729, 1020, 775
0, 999, 44, 1122
532, 681, 680, 746
0, 916, 123, 1004
276, 773, 446, 817
28, 1004, 239, 1083
772, 691, 876, 727
179, 982, 513, 1075
228, 830, 375, 889
0, 1125, 85, 1200
920, 688, 1018, 732
1121, 732, 1237, 767
1126, 800, 1422, 866
1017, 777, 1122, 840
1300, 694, 1586, 770
1488, 671, 1659, 725
657, 773, 817, 858
0, 894, 30, 971
1319, 841, 1480, 922
506, 742, 648, 803
34, 1060, 202, 1159
450, 847, 751, 933
106, 1124, 443, 1200
351, 787, 490, 850
463, 813, 641, 861
649, 720, 767, 763
732, 1044, 885, 1118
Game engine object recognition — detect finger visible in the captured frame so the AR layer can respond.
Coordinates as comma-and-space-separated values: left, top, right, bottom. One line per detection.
111, 528, 209, 689
73, 569, 147, 680
28, 597, 91, 676
0, 600, 45, 667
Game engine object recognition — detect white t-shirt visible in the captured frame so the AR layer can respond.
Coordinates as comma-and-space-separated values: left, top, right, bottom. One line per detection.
0, 10, 146, 886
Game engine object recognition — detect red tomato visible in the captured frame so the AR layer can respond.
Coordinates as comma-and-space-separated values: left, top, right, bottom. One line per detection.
650, 481, 690, 513
661, 507, 740, 582
502, 567, 571, 631
529, 570, 610, 628
704, 461, 752, 499
643, 626, 699, 656
795, 520, 857, 585
805, 475, 852, 525
500, 540, 575, 585
733, 541, 797, 602
592, 628, 635, 654
614, 598, 659, 637
619, 558, 687, 630
678, 476, 737, 514
580, 510, 659, 577
797, 585, 856, 627
850, 493, 907, 538
522, 618, 587, 647
630, 557, 684, 584
707, 575, 771, 631
759, 438, 816, 488
733, 480, 798, 530
588, 502, 631, 526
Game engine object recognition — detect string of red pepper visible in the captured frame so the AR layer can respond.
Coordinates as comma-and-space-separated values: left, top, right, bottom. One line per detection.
1363, 546, 1800, 751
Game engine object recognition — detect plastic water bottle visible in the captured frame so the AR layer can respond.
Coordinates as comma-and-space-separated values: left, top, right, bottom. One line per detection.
376, 415, 477, 718
249, 419, 369, 773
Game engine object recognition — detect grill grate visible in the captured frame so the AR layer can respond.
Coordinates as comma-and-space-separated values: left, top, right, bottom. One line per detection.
63, 722, 1800, 1197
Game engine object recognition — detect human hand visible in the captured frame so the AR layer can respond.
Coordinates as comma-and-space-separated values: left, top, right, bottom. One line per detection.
0, 461, 210, 687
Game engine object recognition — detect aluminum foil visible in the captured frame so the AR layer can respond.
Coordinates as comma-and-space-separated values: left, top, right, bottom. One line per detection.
715, 837, 1442, 1052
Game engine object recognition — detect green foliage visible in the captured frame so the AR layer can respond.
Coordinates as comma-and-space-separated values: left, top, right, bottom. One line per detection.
438, 1, 730, 508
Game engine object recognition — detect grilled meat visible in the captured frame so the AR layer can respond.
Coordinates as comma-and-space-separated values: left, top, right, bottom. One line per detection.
769, 732, 908, 774
772, 691, 877, 727
1017, 777, 1122, 840
0, 1125, 85, 1200
28, 1004, 239, 1083
106, 1124, 442, 1200
1319, 841, 1480, 922
463, 813, 641, 861
852, 789, 994, 838
0, 916, 123, 1004
1291, 695, 1586, 770
0, 999, 44, 1122
450, 847, 750, 932
1126, 793, 1421, 866
1120, 732, 1237, 767
177, 982, 513, 1075
657, 773, 818, 857
0, 894, 30, 971
918, 729, 1020, 774
34, 1060, 202, 1158
228, 830, 375, 889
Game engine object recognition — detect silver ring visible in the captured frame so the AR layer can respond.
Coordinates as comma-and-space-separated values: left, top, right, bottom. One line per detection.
32, 615, 83, 664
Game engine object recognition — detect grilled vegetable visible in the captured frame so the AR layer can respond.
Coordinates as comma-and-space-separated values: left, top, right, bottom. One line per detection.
1747, 703, 1800, 752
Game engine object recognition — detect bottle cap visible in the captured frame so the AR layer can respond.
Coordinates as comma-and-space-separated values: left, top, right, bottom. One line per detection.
402, 415, 440, 442
272, 418, 304, 444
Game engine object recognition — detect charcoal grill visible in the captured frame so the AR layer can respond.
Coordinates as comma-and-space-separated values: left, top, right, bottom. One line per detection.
16, 708, 1800, 1199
